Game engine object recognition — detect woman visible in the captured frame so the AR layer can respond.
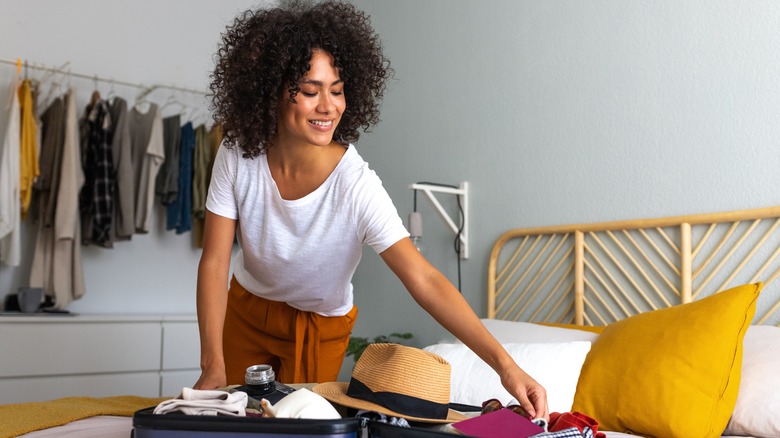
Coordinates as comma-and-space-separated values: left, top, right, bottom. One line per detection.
194, 0, 548, 420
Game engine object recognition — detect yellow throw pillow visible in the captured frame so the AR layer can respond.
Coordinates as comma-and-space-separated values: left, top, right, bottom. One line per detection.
571, 283, 761, 438
534, 322, 606, 334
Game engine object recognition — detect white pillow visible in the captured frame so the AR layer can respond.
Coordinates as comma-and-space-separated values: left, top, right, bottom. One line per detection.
468, 319, 599, 344
423, 341, 591, 414
724, 325, 780, 437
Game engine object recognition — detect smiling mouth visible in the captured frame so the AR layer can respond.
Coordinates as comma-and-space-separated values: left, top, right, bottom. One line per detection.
309, 120, 333, 127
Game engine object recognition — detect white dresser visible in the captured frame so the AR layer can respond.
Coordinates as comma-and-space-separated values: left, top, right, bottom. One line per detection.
0, 314, 201, 404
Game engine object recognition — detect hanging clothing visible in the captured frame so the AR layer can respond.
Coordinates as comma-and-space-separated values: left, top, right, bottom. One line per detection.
108, 97, 134, 241
193, 123, 222, 248
166, 121, 194, 234
208, 123, 223, 173
79, 98, 115, 247
28, 95, 65, 302
56, 87, 87, 305
30, 88, 86, 308
129, 103, 164, 234
19, 79, 40, 220
0, 78, 21, 266
156, 114, 180, 206
191, 123, 209, 222
32, 97, 65, 228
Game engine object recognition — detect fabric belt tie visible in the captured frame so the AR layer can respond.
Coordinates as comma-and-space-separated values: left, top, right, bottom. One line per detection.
293, 309, 321, 383
346, 378, 449, 420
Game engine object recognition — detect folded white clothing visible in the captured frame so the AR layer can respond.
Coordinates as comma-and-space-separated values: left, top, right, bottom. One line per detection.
264, 388, 341, 419
154, 387, 248, 416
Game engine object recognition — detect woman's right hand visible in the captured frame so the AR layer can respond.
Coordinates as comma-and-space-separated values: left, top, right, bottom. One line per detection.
193, 367, 227, 390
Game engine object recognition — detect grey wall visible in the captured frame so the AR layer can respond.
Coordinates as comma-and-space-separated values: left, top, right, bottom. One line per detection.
346, 0, 780, 354
2, 1, 780, 376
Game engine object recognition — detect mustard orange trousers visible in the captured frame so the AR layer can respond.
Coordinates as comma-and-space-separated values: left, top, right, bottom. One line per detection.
223, 277, 358, 385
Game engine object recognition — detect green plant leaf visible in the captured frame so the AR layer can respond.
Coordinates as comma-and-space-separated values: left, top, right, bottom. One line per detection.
346, 332, 414, 363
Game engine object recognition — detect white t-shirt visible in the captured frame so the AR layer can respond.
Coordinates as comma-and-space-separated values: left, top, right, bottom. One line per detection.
206, 143, 409, 316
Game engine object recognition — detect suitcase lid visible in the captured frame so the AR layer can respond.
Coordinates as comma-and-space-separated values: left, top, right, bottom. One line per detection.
133, 407, 361, 434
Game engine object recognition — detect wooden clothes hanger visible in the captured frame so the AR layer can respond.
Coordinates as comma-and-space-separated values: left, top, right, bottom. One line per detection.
89, 75, 101, 107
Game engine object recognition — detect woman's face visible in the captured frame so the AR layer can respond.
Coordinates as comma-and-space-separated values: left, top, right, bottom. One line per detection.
277, 50, 346, 148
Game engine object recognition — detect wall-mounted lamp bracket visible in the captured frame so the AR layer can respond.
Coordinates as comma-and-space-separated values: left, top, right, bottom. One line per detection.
409, 182, 469, 259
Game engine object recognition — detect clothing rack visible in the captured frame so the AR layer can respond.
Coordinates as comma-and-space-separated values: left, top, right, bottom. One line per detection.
0, 57, 208, 102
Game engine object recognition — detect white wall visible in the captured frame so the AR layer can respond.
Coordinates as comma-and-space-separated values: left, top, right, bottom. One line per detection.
2, 1, 780, 371
0, 0, 265, 313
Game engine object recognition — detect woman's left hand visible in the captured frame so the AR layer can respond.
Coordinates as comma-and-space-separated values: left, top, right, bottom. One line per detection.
499, 363, 549, 421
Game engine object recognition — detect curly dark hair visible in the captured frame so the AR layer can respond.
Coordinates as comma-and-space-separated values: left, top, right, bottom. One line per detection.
210, 0, 391, 158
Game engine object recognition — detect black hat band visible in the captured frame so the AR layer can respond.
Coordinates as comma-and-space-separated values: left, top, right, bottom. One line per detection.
346, 377, 449, 420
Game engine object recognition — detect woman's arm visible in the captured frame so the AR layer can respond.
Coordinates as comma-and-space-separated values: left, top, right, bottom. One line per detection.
380, 237, 549, 420
193, 211, 237, 390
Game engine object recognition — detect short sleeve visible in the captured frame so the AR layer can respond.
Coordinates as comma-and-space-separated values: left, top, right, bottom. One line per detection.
205, 143, 239, 220
353, 170, 409, 254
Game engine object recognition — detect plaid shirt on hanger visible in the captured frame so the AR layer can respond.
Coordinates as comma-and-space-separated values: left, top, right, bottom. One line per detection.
79, 97, 115, 247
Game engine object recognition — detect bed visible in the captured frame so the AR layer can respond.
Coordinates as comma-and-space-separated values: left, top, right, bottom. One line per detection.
426, 205, 780, 438
4, 206, 780, 437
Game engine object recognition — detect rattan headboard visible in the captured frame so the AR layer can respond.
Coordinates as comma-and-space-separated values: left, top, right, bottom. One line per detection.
488, 206, 780, 327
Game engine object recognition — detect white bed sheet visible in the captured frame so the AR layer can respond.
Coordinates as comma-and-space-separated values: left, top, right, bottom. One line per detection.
18, 416, 132, 437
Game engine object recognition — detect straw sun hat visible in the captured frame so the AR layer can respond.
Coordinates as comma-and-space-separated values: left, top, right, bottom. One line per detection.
312, 343, 468, 424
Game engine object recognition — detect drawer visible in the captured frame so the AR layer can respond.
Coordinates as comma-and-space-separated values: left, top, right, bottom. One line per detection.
0, 372, 161, 404
0, 322, 161, 377
160, 369, 202, 397
161, 321, 200, 371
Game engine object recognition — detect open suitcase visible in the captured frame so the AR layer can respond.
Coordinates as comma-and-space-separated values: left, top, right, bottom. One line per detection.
132, 381, 470, 438
133, 408, 468, 437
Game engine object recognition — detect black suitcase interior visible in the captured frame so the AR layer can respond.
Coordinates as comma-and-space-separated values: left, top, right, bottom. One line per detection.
132, 407, 361, 437
367, 421, 464, 437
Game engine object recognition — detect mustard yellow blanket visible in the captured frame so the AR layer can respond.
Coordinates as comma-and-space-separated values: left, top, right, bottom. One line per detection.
0, 395, 166, 438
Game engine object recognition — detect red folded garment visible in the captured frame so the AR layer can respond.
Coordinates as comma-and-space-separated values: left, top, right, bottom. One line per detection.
549, 411, 606, 438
